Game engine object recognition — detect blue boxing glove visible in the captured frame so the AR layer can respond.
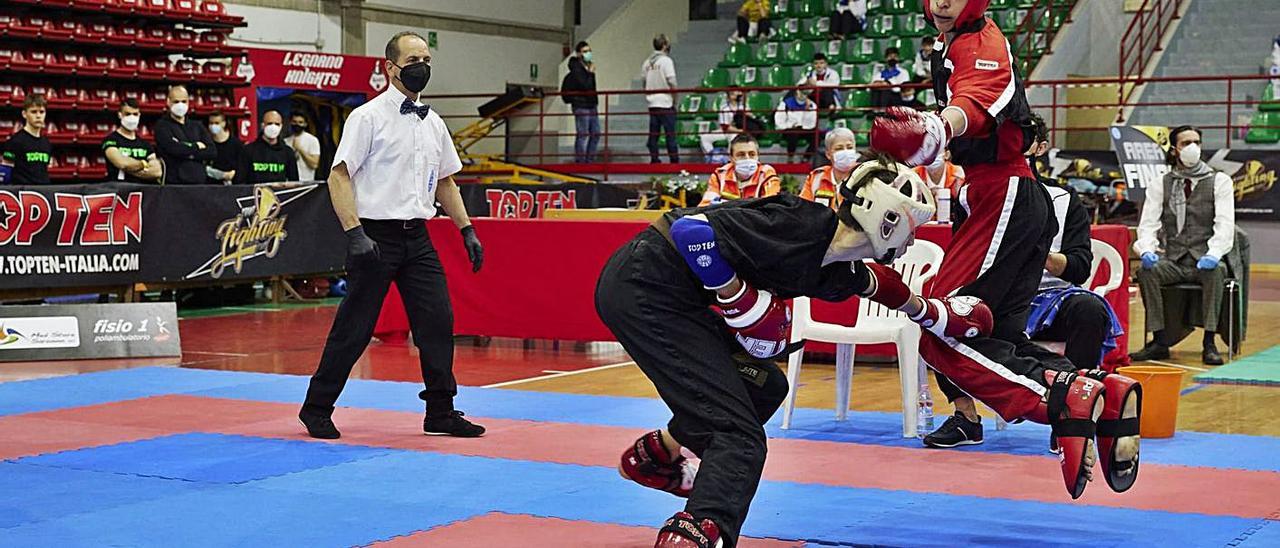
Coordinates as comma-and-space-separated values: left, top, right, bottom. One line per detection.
669, 216, 735, 289
1197, 254, 1220, 270
1140, 252, 1159, 270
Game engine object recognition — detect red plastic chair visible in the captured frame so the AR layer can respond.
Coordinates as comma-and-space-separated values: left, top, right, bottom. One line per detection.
105, 24, 140, 47
170, 28, 196, 51
0, 84, 20, 107
8, 50, 39, 72
171, 0, 199, 18
81, 88, 119, 110
141, 90, 167, 112
136, 123, 154, 142
27, 51, 55, 73
137, 26, 169, 48
193, 30, 225, 53
198, 60, 227, 83
82, 54, 113, 76
46, 123, 71, 145
86, 121, 115, 141
139, 57, 170, 79
0, 14, 16, 37
115, 56, 143, 78
141, 0, 170, 16
8, 16, 44, 39
0, 47, 14, 71
76, 0, 112, 10
104, 0, 141, 15
43, 19, 76, 41
64, 121, 88, 143
0, 119, 20, 137
84, 22, 112, 43
49, 155, 79, 180
170, 58, 199, 81
47, 52, 81, 75
80, 156, 109, 180
49, 86, 79, 108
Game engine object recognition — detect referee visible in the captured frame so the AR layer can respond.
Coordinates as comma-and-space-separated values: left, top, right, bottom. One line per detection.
300, 31, 485, 439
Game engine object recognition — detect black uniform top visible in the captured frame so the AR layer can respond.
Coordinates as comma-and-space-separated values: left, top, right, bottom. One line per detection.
211, 135, 244, 180
1047, 182, 1093, 286
153, 115, 216, 185
235, 137, 299, 185
662, 194, 870, 302
2, 129, 52, 185
101, 130, 154, 183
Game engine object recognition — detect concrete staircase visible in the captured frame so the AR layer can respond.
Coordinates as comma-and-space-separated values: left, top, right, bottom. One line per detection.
1128, 0, 1280, 148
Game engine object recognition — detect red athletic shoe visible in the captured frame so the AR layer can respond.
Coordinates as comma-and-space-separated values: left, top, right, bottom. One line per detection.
655, 512, 722, 548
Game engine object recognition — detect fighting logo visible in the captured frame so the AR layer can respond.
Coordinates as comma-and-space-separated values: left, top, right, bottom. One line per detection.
949, 295, 980, 316
1233, 159, 1277, 201
185, 185, 317, 279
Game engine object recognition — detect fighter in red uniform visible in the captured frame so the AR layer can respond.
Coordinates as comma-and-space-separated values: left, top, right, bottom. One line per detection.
870, 0, 1142, 499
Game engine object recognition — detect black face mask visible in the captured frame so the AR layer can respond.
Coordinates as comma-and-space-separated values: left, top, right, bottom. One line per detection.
886, 59, 899, 66
290, 124, 306, 135
394, 61, 431, 93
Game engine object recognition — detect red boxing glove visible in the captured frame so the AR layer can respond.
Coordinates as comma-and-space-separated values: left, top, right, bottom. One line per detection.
869, 107, 950, 167
909, 296, 994, 339
861, 262, 913, 309
715, 281, 792, 359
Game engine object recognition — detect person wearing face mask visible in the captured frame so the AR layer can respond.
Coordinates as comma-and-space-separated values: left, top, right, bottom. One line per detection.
913, 149, 964, 195
798, 127, 859, 208
235, 110, 298, 185
698, 87, 752, 159
153, 85, 216, 185
699, 134, 779, 206
1131, 126, 1235, 365
643, 34, 679, 164
286, 112, 321, 181
300, 31, 486, 441
774, 88, 818, 164
562, 41, 600, 163
102, 98, 162, 183
870, 47, 911, 108
2, 94, 52, 185
206, 110, 241, 184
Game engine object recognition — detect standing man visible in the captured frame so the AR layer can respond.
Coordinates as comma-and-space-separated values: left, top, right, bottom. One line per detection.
1130, 125, 1235, 365
563, 41, 600, 163
300, 31, 486, 440
102, 98, 163, 183
154, 85, 216, 185
206, 110, 241, 184
236, 110, 298, 184
287, 112, 322, 181
1, 94, 52, 185
643, 34, 679, 164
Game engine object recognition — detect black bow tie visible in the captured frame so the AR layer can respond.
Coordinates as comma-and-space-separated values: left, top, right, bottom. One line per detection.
400, 99, 431, 120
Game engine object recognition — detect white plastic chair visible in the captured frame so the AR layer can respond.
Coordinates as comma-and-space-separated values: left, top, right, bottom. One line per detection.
1036, 238, 1126, 356
781, 240, 944, 437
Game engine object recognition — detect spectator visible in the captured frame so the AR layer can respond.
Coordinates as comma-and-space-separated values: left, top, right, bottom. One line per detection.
870, 47, 911, 108
798, 53, 841, 113
102, 98, 162, 183
154, 85, 216, 185
774, 89, 818, 163
287, 112, 321, 181
699, 87, 749, 159
830, 0, 866, 39
206, 110, 241, 184
915, 37, 936, 82
1131, 125, 1235, 365
1, 94, 51, 185
798, 127, 858, 209
897, 86, 927, 110
914, 149, 965, 195
642, 34, 679, 163
733, 0, 772, 44
236, 110, 299, 185
563, 41, 601, 163
699, 133, 780, 206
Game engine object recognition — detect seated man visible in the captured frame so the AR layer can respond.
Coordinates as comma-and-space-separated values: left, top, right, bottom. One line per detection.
698, 87, 758, 159
797, 53, 842, 113
870, 47, 911, 108
773, 89, 819, 163
699, 133, 780, 206
1130, 125, 1235, 365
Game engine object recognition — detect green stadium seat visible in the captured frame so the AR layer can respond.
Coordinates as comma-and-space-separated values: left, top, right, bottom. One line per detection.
866, 0, 886, 16
856, 117, 872, 147
678, 94, 707, 120
840, 63, 876, 84
719, 42, 752, 68
792, 0, 819, 18
803, 16, 831, 39
1015, 0, 1037, 8
1245, 111, 1280, 144
884, 36, 914, 58
837, 88, 872, 118
751, 41, 784, 66
916, 88, 937, 108
771, 0, 791, 18
676, 120, 703, 148
1261, 83, 1280, 112
884, 0, 919, 15
745, 91, 778, 145
847, 37, 882, 63
775, 18, 802, 42
1000, 9, 1028, 33
990, 0, 1014, 9
782, 41, 817, 66
701, 67, 731, 88
901, 13, 930, 37
822, 39, 845, 60
763, 65, 796, 88
866, 14, 901, 38
736, 65, 763, 87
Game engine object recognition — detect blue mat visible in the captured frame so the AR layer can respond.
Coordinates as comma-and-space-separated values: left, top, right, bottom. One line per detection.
19, 433, 390, 484
0, 462, 210, 529
1194, 345, 1280, 386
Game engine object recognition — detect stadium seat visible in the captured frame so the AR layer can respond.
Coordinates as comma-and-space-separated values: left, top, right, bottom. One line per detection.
884, 0, 916, 15
0, 47, 14, 71
990, 0, 1014, 9
1261, 83, 1280, 112
1015, 0, 1037, 8
80, 54, 112, 77
85, 121, 115, 142
836, 88, 872, 118
770, 0, 791, 19
81, 157, 109, 181
701, 67, 731, 88
136, 123, 154, 142
173, 0, 200, 18
751, 41, 783, 66
43, 19, 76, 41
50, 86, 79, 108
821, 39, 844, 60
916, 88, 937, 108
847, 37, 881, 63
884, 36, 913, 57
782, 41, 816, 66
171, 28, 198, 51
80, 89, 118, 110
105, 0, 142, 15
27, 51, 55, 73
0, 14, 14, 37
116, 56, 144, 78
46, 123, 74, 145
0, 84, 19, 107
855, 117, 872, 147
802, 17, 830, 40
138, 27, 170, 49
676, 120, 702, 149
1245, 111, 1280, 144
763, 65, 796, 88
0, 119, 19, 137
902, 14, 932, 37
198, 60, 228, 83
139, 57, 170, 79
83, 22, 111, 43
197, 0, 229, 23
106, 24, 141, 47
746, 91, 775, 122
8, 16, 43, 39
791, 0, 818, 18
171, 58, 199, 81
866, 14, 901, 38
842, 63, 876, 85
720, 42, 751, 68
48, 156, 77, 180
140, 0, 169, 16
773, 18, 801, 42
1000, 9, 1026, 33
10, 50, 40, 72
735, 65, 762, 87
46, 53, 80, 75
678, 94, 708, 120
141, 89, 167, 112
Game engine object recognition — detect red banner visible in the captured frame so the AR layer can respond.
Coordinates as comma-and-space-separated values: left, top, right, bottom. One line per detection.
231, 47, 387, 139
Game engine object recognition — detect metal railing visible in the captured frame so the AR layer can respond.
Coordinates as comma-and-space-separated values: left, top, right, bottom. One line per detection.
1118, 0, 1184, 110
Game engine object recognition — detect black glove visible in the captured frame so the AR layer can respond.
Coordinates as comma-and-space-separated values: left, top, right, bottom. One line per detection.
461, 225, 483, 273
345, 225, 380, 265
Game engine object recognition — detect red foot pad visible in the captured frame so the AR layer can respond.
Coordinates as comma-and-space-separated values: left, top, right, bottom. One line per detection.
1027, 370, 1105, 499
1081, 370, 1142, 493
619, 430, 695, 498
656, 512, 723, 548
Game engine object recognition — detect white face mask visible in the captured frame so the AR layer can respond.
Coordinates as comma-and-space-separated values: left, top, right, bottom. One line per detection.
734, 158, 759, 179
1179, 142, 1201, 167
263, 123, 282, 139
833, 148, 858, 172
120, 114, 140, 131
209, 123, 224, 136
169, 101, 189, 117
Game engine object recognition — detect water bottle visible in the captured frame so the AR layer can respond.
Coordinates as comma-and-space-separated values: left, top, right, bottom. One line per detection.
916, 381, 934, 438
934, 187, 951, 223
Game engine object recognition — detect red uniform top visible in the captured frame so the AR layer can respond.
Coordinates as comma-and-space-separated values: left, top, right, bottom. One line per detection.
932, 17, 1033, 182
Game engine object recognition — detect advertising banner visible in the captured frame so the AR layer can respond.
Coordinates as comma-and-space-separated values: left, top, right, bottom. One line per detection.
0, 303, 180, 361
459, 182, 639, 218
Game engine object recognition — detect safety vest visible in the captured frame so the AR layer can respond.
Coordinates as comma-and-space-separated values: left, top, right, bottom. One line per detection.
799, 165, 843, 210
700, 162, 781, 205
914, 162, 965, 194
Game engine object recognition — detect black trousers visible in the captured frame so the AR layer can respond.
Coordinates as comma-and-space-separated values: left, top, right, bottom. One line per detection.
736, 16, 772, 39
595, 229, 788, 547
647, 108, 680, 163
303, 219, 457, 417
1030, 292, 1112, 370
830, 11, 862, 36
780, 130, 818, 159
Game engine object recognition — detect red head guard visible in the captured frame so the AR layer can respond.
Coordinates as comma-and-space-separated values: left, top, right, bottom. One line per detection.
924, 0, 991, 29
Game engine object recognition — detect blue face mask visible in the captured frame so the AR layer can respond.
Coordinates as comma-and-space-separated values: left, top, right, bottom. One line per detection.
734, 158, 759, 179
582, 51, 593, 63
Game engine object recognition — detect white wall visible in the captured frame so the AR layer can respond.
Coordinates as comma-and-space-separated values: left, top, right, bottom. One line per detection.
576, 0, 630, 37
376, 0, 564, 28
224, 4, 343, 53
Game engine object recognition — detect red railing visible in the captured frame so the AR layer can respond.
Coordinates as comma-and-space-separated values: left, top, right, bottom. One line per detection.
1118, 0, 1184, 110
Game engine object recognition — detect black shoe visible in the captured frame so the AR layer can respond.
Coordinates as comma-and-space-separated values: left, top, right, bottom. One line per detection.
923, 412, 984, 448
1129, 342, 1170, 362
423, 410, 486, 437
299, 410, 340, 439
1202, 344, 1225, 366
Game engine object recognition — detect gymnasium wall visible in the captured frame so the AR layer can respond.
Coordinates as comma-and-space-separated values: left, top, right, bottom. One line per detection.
225, 3, 344, 54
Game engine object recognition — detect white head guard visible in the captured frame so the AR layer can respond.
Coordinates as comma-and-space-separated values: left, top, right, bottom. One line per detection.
836, 158, 937, 263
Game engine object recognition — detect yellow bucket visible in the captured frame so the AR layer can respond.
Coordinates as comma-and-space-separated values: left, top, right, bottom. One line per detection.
1116, 365, 1185, 438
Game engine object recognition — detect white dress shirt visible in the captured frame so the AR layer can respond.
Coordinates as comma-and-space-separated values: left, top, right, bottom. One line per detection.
1134, 169, 1235, 259
332, 89, 462, 221
289, 130, 321, 181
